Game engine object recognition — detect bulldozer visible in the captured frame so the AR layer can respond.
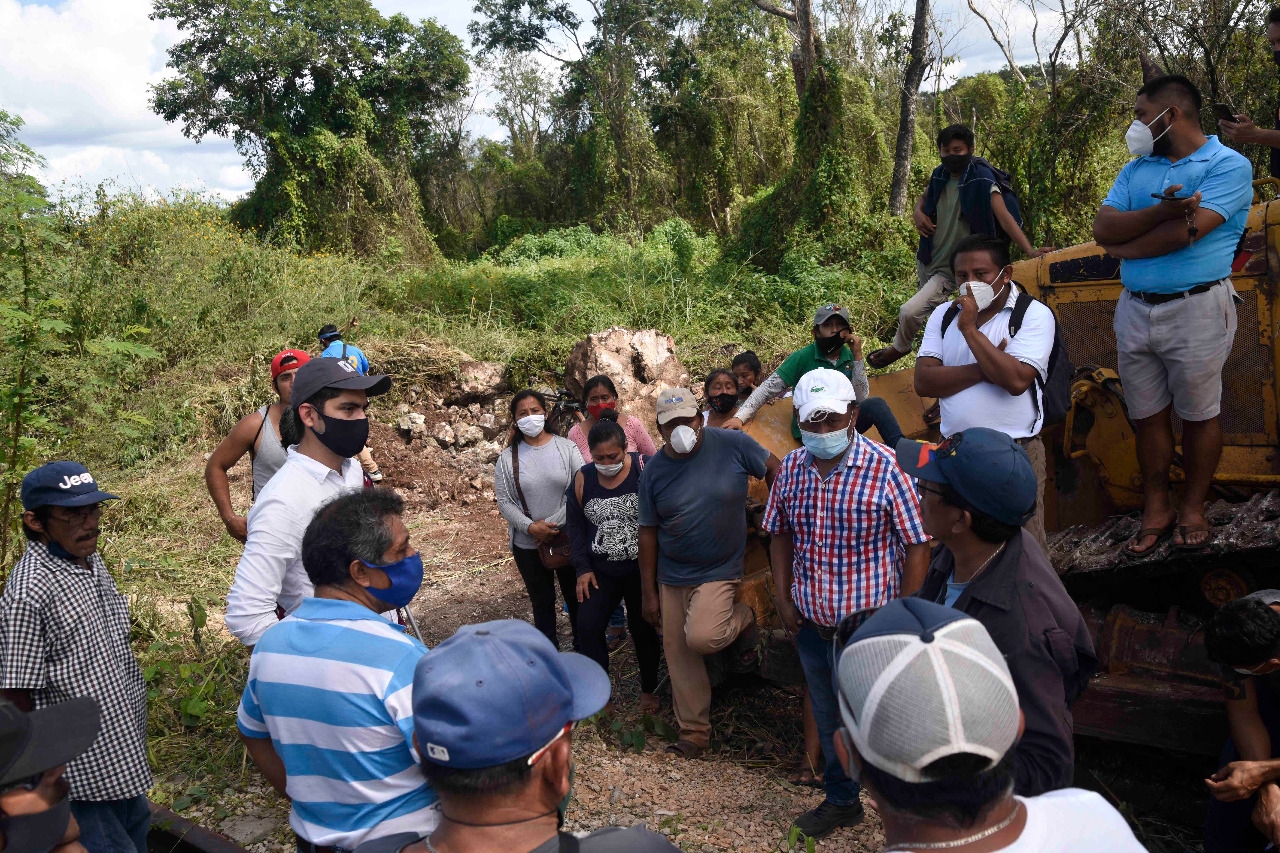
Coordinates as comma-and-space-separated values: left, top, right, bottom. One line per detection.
735, 179, 1280, 758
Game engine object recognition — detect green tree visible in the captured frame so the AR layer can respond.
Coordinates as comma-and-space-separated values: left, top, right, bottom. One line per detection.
150, 0, 469, 257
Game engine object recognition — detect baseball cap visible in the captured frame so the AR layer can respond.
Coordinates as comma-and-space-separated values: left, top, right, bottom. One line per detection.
318, 324, 341, 341
813, 303, 851, 327
656, 387, 699, 425
0, 696, 101, 787
412, 620, 610, 769
289, 357, 391, 411
21, 462, 119, 511
270, 349, 311, 379
835, 598, 1019, 783
793, 368, 857, 423
896, 428, 1036, 526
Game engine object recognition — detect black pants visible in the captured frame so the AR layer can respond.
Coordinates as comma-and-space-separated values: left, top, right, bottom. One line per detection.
857, 396, 904, 449
513, 546, 579, 651
577, 569, 662, 694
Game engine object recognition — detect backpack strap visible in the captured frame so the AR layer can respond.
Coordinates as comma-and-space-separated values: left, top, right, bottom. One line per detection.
939, 302, 962, 337
1009, 290, 1033, 338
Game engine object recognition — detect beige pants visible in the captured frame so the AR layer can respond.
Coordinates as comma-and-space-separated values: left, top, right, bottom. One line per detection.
891, 263, 957, 353
357, 445, 378, 474
1022, 435, 1048, 552
659, 581, 755, 747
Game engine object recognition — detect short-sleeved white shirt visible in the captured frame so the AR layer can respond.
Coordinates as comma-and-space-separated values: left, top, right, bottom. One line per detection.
918, 284, 1055, 439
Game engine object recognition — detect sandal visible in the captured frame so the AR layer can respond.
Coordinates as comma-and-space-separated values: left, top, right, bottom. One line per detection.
1124, 519, 1177, 556
866, 347, 904, 370
1174, 523, 1214, 551
606, 626, 627, 652
666, 740, 705, 759
639, 693, 660, 715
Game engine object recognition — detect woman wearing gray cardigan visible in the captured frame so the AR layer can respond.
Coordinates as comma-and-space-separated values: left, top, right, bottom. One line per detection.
494, 389, 584, 650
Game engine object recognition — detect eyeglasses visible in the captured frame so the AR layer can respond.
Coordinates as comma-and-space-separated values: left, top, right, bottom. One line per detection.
917, 482, 945, 499
527, 721, 575, 766
48, 504, 103, 524
833, 607, 882, 655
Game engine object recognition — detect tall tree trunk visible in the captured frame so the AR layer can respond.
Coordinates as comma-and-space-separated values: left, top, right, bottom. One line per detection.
889, 0, 931, 216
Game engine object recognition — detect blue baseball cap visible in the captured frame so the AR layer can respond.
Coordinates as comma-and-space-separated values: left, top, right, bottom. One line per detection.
412, 620, 611, 769
21, 462, 119, 511
895, 428, 1035, 526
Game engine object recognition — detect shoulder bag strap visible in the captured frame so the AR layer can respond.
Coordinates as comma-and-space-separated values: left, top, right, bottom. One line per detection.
511, 441, 534, 519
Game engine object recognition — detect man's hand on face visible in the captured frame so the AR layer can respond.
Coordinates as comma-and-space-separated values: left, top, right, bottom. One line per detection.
954, 292, 981, 333
840, 329, 863, 360
1207, 760, 1271, 801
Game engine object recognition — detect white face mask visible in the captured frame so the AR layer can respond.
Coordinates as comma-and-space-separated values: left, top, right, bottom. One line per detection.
669, 424, 699, 454
516, 415, 545, 437
1125, 107, 1171, 157
595, 460, 625, 477
959, 280, 997, 312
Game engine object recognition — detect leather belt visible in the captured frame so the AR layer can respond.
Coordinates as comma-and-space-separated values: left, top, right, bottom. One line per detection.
1126, 280, 1220, 305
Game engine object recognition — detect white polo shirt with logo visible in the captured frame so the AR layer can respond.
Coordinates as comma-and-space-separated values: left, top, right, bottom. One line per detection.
918, 284, 1055, 439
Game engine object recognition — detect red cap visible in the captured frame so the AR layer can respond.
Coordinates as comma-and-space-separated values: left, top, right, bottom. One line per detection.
270, 349, 311, 379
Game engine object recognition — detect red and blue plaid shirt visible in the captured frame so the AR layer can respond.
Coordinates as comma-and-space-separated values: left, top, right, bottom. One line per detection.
762, 432, 929, 627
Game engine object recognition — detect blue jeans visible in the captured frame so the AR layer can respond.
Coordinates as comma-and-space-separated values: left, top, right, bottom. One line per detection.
856, 397, 903, 450
72, 794, 151, 853
795, 622, 860, 806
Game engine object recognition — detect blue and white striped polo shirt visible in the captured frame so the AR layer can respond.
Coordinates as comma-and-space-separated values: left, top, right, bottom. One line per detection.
237, 598, 439, 849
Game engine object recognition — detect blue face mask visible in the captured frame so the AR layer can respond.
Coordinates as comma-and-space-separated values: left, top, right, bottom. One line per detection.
362, 552, 424, 610
800, 427, 852, 460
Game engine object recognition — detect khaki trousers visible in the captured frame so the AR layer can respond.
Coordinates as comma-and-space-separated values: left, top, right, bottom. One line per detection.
659, 581, 754, 748
892, 264, 957, 353
1021, 435, 1048, 552
357, 445, 378, 474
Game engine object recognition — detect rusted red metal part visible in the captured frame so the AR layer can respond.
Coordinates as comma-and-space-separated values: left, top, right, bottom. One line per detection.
1075, 604, 1226, 756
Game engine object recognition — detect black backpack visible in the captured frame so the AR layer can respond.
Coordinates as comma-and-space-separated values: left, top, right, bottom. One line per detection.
939, 291, 1073, 427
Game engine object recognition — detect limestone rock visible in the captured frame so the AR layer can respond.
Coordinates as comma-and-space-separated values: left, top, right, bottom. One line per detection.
449, 361, 508, 403
476, 411, 502, 439
476, 440, 504, 464
564, 328, 689, 434
456, 424, 484, 447
433, 422, 456, 448
219, 815, 277, 846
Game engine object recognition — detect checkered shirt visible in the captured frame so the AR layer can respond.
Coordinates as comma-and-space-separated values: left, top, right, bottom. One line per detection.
762, 432, 929, 627
0, 541, 151, 800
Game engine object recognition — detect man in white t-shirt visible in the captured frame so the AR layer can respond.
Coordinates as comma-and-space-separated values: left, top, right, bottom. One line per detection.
831, 597, 1147, 853
914, 233, 1055, 548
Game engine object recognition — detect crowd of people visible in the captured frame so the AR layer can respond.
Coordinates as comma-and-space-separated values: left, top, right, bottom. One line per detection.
8, 50, 1280, 853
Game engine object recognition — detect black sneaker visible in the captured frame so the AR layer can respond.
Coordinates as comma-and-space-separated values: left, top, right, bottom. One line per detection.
792, 799, 865, 840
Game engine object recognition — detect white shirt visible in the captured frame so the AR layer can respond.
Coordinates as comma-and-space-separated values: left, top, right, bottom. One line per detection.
224, 446, 364, 645
918, 284, 1054, 439
891, 789, 1147, 853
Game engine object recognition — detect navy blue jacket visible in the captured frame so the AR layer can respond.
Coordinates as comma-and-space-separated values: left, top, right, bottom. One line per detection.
916, 158, 1020, 265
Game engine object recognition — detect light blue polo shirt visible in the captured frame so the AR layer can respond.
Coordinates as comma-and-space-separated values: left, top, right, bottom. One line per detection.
320, 339, 370, 374
1100, 136, 1253, 294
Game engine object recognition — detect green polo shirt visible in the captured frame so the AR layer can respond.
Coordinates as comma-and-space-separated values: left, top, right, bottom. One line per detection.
775, 342, 855, 439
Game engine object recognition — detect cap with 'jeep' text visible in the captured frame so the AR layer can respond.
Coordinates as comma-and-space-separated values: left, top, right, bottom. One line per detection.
412, 619, 610, 769
21, 461, 120, 511
289, 357, 391, 411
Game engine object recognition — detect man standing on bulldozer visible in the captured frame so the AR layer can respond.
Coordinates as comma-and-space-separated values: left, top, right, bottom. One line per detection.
1093, 74, 1253, 554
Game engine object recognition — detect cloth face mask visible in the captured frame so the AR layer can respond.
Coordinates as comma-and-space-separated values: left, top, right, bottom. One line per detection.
312, 413, 369, 459
363, 552, 425, 610
595, 460, 624, 477
587, 400, 617, 419
517, 415, 545, 437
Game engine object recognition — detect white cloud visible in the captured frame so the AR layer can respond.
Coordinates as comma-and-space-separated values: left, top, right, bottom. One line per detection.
0, 0, 1055, 203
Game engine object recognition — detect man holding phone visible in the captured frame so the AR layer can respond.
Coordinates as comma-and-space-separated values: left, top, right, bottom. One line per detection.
1092, 74, 1252, 557
1218, 7, 1280, 178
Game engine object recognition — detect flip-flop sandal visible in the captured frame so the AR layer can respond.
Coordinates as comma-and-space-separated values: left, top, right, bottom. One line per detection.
1174, 524, 1214, 551
666, 740, 705, 759
866, 347, 902, 370
1124, 521, 1177, 556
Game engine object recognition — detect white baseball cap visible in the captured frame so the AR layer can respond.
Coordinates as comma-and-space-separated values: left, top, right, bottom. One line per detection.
793, 367, 857, 423
835, 598, 1020, 783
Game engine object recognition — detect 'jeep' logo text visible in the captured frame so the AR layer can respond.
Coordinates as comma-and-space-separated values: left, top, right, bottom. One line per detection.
59, 473, 95, 489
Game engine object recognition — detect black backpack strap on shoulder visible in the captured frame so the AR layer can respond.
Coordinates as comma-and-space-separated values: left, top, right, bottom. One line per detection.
1009, 290, 1033, 338
939, 302, 962, 337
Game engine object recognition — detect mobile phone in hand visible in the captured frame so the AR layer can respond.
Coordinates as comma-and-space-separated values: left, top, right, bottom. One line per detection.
1213, 103, 1237, 122
1151, 192, 1187, 200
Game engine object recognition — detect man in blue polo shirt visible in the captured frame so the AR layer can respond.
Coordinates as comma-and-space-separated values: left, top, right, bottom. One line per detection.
1093, 74, 1253, 555
237, 488, 438, 851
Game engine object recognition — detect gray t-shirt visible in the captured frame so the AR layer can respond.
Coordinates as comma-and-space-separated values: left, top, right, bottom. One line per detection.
511, 439, 574, 550
637, 428, 769, 586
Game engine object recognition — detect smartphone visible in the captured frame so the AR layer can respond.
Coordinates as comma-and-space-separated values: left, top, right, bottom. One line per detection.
1151, 192, 1187, 200
1213, 103, 1237, 122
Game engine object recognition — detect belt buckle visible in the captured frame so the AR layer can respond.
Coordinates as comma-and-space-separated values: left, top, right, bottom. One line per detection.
812, 623, 837, 642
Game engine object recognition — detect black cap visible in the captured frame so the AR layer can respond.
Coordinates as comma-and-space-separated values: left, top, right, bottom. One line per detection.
0, 697, 101, 786
290, 357, 391, 411
318, 324, 341, 342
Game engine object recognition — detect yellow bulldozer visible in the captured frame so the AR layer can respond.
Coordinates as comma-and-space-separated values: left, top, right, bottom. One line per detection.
735, 179, 1280, 757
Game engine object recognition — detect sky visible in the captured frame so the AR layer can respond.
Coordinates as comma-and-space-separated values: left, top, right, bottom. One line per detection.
0, 0, 1044, 202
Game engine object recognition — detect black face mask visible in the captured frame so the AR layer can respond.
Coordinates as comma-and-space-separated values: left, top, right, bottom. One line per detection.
1273, 48, 1280, 67
709, 393, 738, 414
310, 413, 370, 459
0, 796, 71, 853
941, 153, 972, 175
814, 331, 844, 356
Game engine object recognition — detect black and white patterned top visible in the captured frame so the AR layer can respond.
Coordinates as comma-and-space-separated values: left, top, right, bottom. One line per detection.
0, 541, 151, 800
